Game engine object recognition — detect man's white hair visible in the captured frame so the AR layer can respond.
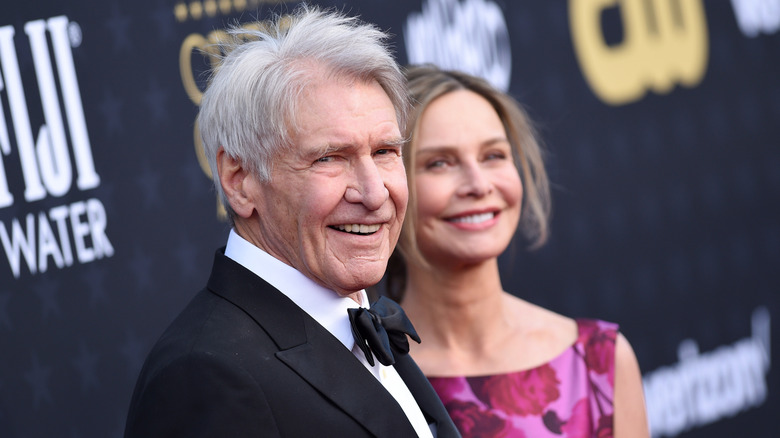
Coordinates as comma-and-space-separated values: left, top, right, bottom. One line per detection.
198, 5, 409, 222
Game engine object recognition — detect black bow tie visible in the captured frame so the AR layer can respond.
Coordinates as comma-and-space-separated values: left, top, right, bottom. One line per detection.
348, 296, 421, 367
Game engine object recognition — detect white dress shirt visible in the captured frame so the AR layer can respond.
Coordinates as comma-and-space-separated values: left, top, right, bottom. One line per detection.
224, 229, 433, 438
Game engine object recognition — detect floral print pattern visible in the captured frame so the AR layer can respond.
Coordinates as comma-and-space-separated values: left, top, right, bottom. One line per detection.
428, 319, 618, 438
469, 365, 561, 416
441, 399, 514, 437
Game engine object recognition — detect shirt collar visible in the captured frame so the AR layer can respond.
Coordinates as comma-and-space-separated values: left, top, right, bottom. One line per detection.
224, 229, 367, 351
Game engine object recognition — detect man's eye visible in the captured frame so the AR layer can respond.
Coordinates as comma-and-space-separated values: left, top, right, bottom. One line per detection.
375, 148, 399, 156
316, 156, 334, 163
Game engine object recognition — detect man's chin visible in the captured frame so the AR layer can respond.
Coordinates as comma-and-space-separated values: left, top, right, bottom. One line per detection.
328, 270, 385, 296
330, 277, 381, 295
310, 254, 388, 294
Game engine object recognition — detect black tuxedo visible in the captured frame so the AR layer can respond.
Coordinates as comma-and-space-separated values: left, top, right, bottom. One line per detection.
125, 250, 459, 437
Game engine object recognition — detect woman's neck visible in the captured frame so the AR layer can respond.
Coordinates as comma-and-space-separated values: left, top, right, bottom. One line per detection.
402, 258, 511, 352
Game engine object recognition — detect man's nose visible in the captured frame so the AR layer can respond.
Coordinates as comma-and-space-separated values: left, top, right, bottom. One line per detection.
344, 158, 389, 210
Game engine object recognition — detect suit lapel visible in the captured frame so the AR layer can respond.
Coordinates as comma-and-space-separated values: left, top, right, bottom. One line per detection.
394, 354, 460, 438
276, 318, 418, 437
206, 251, 418, 437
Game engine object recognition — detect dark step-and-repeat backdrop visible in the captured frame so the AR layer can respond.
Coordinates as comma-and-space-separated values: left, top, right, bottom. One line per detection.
1, 1, 777, 437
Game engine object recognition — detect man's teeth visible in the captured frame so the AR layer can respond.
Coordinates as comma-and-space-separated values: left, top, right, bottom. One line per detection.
334, 224, 381, 234
450, 212, 494, 224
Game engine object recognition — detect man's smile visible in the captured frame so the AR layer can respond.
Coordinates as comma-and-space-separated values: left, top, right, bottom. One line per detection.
330, 224, 382, 235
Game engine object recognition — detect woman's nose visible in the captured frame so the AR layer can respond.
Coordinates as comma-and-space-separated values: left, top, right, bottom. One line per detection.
456, 161, 493, 198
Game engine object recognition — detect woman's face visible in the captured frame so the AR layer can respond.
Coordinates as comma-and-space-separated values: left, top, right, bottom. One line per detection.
412, 89, 523, 268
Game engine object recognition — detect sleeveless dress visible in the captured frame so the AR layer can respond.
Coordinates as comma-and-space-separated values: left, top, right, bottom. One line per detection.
427, 319, 618, 438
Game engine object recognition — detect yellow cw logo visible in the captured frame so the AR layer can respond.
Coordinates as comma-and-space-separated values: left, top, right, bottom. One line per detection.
569, 0, 709, 105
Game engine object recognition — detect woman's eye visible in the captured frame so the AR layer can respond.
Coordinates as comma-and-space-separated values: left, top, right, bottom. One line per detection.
425, 159, 448, 170
485, 151, 507, 161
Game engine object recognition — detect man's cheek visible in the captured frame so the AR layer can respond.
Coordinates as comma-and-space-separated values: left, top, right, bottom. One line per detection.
387, 169, 409, 198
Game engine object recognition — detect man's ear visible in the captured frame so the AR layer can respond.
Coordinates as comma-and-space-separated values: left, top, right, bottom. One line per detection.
217, 147, 256, 219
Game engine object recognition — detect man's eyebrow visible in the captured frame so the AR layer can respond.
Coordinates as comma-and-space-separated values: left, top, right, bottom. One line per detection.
305, 143, 350, 158
304, 137, 406, 159
379, 137, 407, 147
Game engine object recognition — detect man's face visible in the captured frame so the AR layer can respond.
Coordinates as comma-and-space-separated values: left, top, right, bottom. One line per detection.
240, 77, 408, 296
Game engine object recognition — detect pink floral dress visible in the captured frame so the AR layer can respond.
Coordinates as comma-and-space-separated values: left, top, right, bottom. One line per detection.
427, 319, 617, 438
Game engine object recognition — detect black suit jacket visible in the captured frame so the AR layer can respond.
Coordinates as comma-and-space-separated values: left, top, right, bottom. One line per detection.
125, 250, 459, 437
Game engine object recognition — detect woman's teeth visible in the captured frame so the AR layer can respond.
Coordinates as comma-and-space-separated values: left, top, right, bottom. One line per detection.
449, 212, 494, 224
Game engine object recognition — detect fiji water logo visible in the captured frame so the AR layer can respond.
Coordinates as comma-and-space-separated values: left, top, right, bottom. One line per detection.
0, 16, 112, 279
0, 16, 99, 207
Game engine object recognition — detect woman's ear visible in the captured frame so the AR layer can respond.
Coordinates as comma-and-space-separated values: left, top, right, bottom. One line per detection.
216, 147, 255, 218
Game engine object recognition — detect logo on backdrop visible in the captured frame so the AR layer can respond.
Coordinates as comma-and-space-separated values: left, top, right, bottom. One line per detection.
177, 0, 295, 219
404, 0, 512, 92
642, 307, 771, 437
569, 0, 710, 105
0, 16, 111, 279
730, 0, 780, 36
